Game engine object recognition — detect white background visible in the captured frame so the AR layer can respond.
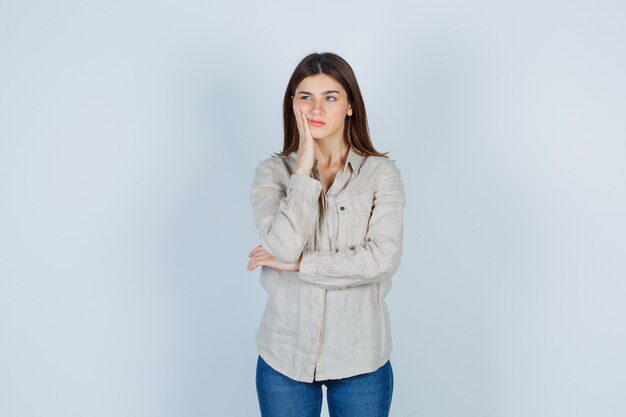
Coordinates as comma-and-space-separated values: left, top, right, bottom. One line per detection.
1, 1, 625, 416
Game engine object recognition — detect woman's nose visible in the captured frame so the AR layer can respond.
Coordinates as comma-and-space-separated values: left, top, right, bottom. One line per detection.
311, 100, 325, 115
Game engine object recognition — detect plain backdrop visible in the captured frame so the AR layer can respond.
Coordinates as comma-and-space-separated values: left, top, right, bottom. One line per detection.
1, 1, 625, 416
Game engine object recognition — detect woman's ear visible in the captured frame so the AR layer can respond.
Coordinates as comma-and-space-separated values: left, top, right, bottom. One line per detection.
347, 104, 353, 117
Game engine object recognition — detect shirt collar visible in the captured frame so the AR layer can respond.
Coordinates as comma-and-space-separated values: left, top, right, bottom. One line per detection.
346, 147, 366, 175
289, 146, 366, 176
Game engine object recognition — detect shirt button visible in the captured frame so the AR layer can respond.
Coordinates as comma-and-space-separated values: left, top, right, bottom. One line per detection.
339, 206, 345, 211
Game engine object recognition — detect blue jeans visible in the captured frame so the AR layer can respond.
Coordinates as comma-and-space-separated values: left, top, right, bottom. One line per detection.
255, 355, 393, 417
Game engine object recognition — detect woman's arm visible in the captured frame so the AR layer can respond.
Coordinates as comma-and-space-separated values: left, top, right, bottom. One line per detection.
248, 105, 322, 264
249, 103, 320, 264
249, 158, 321, 263
297, 160, 406, 290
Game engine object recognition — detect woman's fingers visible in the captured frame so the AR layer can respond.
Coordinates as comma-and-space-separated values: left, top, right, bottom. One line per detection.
294, 104, 312, 144
248, 245, 263, 257
301, 108, 312, 141
247, 253, 273, 271
293, 104, 305, 144
247, 258, 260, 271
247, 246, 300, 272
247, 254, 264, 271
249, 245, 272, 258
294, 104, 303, 138
250, 252, 271, 263
293, 105, 316, 174
247, 245, 271, 271
247, 245, 294, 272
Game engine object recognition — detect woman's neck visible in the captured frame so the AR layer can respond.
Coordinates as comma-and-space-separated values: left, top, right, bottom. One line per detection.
314, 138, 349, 168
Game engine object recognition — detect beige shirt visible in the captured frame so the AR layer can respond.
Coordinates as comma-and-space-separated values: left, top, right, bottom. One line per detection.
250, 146, 406, 382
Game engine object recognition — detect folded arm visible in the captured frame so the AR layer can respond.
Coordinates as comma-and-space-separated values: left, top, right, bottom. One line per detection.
249, 158, 322, 263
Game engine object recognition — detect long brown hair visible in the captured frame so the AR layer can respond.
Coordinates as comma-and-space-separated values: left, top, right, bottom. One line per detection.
278, 52, 388, 158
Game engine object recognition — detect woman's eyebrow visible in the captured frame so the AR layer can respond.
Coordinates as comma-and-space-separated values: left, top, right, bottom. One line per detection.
296, 90, 341, 95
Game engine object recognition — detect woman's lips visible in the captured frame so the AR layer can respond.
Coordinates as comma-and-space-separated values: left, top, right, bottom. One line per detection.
309, 120, 326, 127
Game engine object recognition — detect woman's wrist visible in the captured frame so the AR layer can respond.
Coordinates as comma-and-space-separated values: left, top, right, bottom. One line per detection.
295, 166, 312, 176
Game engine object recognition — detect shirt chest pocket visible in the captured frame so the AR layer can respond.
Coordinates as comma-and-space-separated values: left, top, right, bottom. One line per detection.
336, 194, 374, 247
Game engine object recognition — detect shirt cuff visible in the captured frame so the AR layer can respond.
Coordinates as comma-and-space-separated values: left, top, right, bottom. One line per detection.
299, 250, 318, 278
288, 173, 322, 193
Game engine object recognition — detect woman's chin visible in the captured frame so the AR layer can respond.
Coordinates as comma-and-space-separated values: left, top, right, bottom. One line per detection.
312, 134, 328, 141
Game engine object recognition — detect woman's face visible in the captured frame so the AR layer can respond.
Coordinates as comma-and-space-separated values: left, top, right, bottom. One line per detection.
292, 73, 353, 142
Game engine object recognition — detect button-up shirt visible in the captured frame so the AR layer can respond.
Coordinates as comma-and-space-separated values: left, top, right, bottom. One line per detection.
249, 146, 406, 382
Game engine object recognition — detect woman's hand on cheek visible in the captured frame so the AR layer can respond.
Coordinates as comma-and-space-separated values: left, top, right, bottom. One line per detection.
247, 245, 301, 272
293, 103, 316, 175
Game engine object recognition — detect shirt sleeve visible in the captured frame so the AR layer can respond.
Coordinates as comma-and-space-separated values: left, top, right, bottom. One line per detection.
250, 157, 322, 263
298, 159, 406, 290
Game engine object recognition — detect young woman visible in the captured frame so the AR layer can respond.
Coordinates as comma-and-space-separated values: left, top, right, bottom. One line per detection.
247, 52, 405, 417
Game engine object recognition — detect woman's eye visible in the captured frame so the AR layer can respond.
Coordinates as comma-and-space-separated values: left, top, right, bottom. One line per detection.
326, 96, 337, 102
301, 96, 311, 101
